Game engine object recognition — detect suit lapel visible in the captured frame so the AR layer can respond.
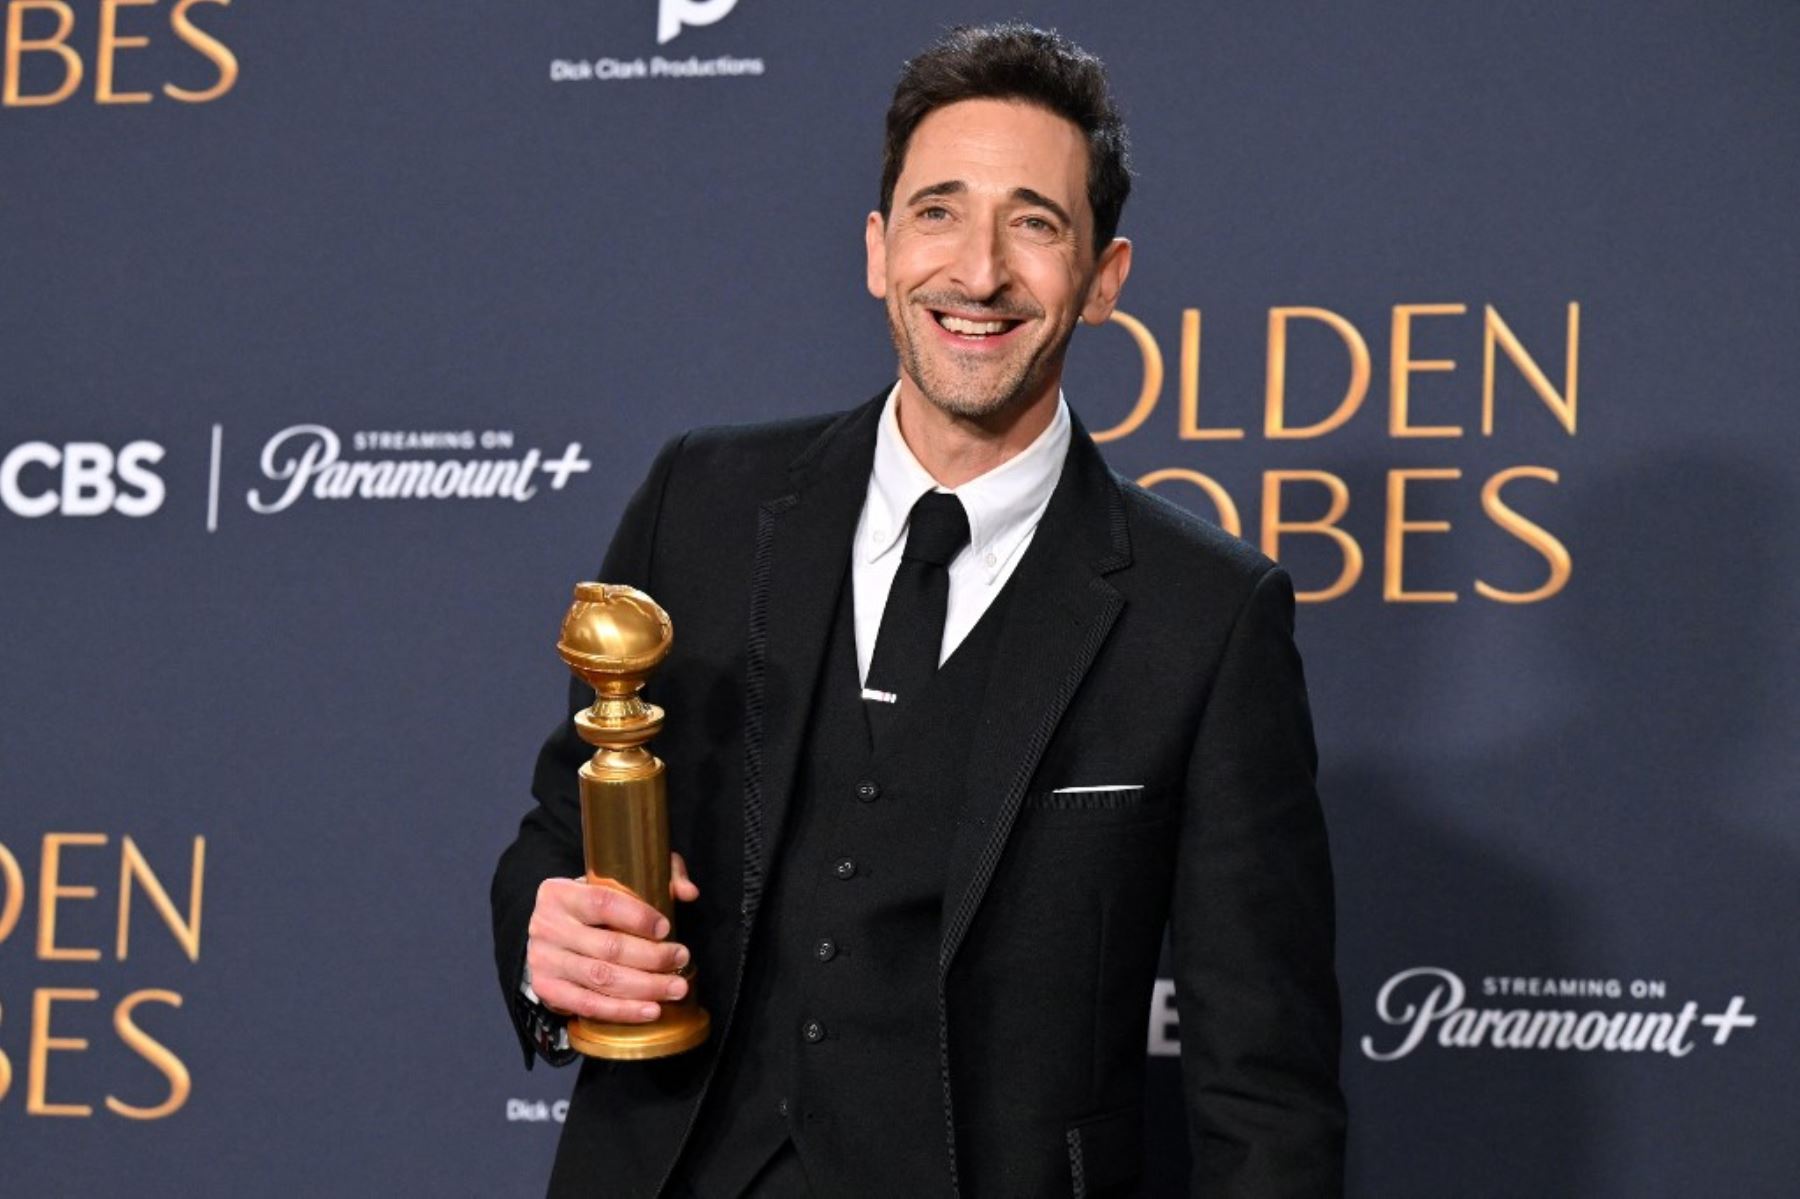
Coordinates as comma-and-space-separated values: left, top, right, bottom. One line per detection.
939, 421, 1133, 973
739, 397, 883, 920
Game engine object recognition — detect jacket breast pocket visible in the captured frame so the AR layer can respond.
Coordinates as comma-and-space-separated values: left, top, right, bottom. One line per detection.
1021, 786, 1171, 829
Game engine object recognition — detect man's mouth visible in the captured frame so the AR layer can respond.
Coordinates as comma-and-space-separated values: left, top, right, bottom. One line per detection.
929, 310, 1027, 340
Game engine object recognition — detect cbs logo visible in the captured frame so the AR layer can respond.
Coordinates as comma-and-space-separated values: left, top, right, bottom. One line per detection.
0, 440, 166, 517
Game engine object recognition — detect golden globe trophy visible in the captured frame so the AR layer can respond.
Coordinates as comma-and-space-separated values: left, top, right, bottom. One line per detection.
556, 582, 710, 1059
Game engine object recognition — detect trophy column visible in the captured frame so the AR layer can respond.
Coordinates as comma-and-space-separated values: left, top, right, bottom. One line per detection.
556, 582, 711, 1059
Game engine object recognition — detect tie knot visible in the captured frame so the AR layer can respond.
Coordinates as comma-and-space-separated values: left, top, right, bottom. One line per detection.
902, 491, 970, 567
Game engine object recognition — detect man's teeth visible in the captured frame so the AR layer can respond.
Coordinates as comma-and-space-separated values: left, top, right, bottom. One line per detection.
938, 314, 1011, 336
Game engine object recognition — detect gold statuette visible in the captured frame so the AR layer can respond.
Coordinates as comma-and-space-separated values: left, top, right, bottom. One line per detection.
556, 582, 710, 1059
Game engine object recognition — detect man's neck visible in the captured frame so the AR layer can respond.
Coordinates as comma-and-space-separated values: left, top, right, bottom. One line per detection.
893, 378, 1061, 489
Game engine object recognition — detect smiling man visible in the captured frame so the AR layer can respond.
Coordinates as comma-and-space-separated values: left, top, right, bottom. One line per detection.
868, 96, 1130, 477
493, 23, 1345, 1198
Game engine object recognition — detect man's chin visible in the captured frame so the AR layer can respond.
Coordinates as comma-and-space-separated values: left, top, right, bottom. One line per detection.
919, 352, 1069, 421
914, 377, 1033, 422
893, 326, 1058, 423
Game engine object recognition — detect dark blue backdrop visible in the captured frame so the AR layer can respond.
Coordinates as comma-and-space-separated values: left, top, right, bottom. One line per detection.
3, 2, 1796, 1194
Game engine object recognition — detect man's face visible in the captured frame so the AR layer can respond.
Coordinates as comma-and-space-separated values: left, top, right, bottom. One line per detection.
866, 98, 1131, 424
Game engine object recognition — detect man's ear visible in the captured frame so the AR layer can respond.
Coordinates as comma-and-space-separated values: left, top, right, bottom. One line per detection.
865, 211, 888, 300
1080, 237, 1133, 324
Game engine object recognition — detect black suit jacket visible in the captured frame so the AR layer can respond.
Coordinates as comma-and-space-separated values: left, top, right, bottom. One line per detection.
492, 392, 1345, 1197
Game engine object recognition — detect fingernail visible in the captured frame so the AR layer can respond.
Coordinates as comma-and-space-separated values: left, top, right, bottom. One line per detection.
654, 918, 671, 939
639, 1004, 659, 1021
667, 978, 686, 999
674, 946, 691, 968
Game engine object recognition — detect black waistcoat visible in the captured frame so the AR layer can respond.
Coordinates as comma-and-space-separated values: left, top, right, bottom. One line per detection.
678, 567, 1013, 1197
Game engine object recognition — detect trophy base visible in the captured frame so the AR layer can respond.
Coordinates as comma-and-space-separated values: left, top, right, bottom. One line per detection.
568, 1001, 711, 1060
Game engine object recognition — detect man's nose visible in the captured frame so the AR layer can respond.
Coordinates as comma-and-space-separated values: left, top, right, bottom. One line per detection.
947, 219, 1009, 301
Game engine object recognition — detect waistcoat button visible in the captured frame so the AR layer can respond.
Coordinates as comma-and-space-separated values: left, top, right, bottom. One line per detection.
855, 779, 880, 802
802, 1019, 827, 1043
814, 938, 837, 962
832, 858, 856, 880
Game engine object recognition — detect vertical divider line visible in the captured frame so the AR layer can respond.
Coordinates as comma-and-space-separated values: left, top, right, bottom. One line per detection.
207, 424, 223, 533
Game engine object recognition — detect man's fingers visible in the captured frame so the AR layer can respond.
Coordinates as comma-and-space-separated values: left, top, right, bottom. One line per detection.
529, 907, 688, 972
560, 923, 690, 974
526, 876, 692, 1029
569, 881, 669, 939
538, 943, 690, 1003
670, 852, 700, 903
534, 974, 663, 1025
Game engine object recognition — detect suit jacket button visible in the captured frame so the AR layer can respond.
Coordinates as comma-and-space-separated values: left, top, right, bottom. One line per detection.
833, 858, 856, 880
802, 1019, 827, 1044
814, 938, 837, 962
855, 780, 880, 802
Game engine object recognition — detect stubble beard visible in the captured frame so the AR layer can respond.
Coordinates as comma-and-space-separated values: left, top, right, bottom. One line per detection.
887, 296, 1072, 423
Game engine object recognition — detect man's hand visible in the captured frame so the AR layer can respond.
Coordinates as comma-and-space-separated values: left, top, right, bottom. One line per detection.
525, 853, 700, 1024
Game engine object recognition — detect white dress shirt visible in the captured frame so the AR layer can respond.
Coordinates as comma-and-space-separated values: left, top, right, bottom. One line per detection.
852, 384, 1071, 685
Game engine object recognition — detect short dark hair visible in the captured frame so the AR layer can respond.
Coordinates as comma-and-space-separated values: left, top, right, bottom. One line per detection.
880, 23, 1132, 254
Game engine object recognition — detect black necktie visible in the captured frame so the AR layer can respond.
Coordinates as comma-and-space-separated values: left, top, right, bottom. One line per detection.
864, 491, 970, 747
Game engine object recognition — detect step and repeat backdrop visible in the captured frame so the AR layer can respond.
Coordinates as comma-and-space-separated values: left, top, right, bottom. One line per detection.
3, 1, 1796, 1195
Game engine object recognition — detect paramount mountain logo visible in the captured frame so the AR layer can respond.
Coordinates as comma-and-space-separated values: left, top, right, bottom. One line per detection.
1362, 967, 1758, 1061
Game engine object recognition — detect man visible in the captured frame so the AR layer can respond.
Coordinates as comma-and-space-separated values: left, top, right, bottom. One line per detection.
492, 22, 1344, 1198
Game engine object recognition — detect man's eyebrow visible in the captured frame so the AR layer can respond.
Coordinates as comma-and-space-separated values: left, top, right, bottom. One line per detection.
900, 181, 1075, 229
903, 180, 967, 206
1012, 187, 1073, 228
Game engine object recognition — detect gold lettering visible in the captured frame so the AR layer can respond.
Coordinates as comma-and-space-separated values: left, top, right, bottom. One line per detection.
28, 987, 98, 1117
1260, 471, 1363, 602
96, 0, 153, 103
117, 835, 205, 962
1265, 307, 1370, 439
1389, 303, 1466, 438
0, 998, 11, 1102
38, 832, 106, 962
4, 0, 82, 107
1483, 303, 1579, 435
1178, 308, 1242, 440
165, 0, 236, 103
1384, 468, 1461, 602
0, 839, 23, 944
1090, 310, 1163, 443
106, 990, 191, 1119
1136, 468, 1241, 538
1476, 467, 1571, 603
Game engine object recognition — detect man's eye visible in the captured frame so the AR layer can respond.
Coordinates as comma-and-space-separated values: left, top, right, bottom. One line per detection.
919, 206, 950, 221
1020, 215, 1057, 234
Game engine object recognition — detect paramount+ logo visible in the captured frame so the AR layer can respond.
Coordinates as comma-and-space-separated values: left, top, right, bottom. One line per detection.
1361, 967, 1758, 1062
2, 0, 237, 108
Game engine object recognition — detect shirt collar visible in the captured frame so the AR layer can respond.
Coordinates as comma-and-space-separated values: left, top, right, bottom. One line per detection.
863, 382, 1071, 584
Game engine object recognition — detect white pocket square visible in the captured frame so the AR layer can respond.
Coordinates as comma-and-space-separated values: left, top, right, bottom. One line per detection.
1051, 784, 1143, 794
